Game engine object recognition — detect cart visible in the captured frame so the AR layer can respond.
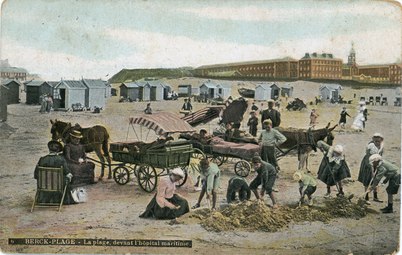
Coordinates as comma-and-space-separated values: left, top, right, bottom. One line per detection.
109, 112, 203, 192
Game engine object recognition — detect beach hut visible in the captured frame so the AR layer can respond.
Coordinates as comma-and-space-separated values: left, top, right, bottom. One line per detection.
82, 79, 108, 109
281, 84, 294, 97
25, 80, 56, 105
216, 83, 232, 99
0, 85, 9, 121
254, 83, 272, 101
147, 80, 166, 101
199, 80, 218, 99
270, 83, 280, 99
319, 84, 342, 102
53, 80, 86, 110
178, 84, 192, 97
1, 79, 21, 104
120, 82, 141, 101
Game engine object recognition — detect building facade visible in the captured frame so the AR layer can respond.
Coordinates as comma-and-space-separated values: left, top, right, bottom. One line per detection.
299, 53, 342, 80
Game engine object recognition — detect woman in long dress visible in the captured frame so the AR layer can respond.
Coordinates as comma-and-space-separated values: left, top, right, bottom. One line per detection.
140, 168, 189, 220
351, 101, 366, 131
357, 133, 384, 204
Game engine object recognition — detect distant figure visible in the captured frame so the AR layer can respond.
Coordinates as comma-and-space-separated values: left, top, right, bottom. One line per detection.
247, 111, 258, 137
251, 101, 259, 111
144, 103, 152, 114
39, 94, 47, 113
351, 101, 367, 131
182, 98, 193, 111
339, 107, 351, 128
261, 99, 281, 128
309, 109, 319, 129
46, 94, 53, 113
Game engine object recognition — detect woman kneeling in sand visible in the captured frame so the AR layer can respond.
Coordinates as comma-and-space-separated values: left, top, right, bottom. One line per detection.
140, 168, 189, 220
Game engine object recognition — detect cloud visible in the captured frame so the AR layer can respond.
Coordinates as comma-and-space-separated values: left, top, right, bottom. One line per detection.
178, 3, 400, 22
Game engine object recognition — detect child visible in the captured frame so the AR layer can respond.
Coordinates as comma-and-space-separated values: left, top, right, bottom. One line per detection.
247, 111, 258, 137
339, 107, 351, 128
293, 171, 317, 206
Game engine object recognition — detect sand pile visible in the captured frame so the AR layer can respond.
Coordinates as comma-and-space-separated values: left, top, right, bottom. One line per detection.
189, 197, 368, 232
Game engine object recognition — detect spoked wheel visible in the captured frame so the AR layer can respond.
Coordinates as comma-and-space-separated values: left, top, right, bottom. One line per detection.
191, 148, 206, 160
190, 148, 205, 175
211, 155, 226, 166
137, 164, 158, 193
113, 166, 130, 185
175, 166, 189, 187
234, 160, 251, 177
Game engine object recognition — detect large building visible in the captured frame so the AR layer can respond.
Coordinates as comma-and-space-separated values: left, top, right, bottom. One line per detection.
195, 57, 299, 79
0, 59, 28, 81
298, 53, 342, 80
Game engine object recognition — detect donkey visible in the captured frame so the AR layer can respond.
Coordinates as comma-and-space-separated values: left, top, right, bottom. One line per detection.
277, 122, 337, 171
50, 119, 112, 179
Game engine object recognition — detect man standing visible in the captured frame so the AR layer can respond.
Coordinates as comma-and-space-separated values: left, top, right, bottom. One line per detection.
367, 154, 400, 214
261, 99, 281, 128
338, 107, 351, 129
258, 119, 287, 170
182, 98, 193, 111
192, 158, 221, 210
226, 176, 251, 204
250, 156, 278, 208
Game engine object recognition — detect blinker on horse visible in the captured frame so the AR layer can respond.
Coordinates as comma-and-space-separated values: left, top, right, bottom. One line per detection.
50, 119, 112, 179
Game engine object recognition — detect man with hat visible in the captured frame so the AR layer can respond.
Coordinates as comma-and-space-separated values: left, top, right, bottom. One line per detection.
293, 171, 317, 206
192, 158, 221, 210
258, 119, 286, 171
226, 176, 251, 204
358, 133, 385, 204
261, 99, 281, 128
247, 111, 258, 137
317, 140, 351, 197
140, 168, 190, 219
34, 140, 75, 204
367, 154, 400, 213
64, 130, 97, 186
250, 155, 278, 208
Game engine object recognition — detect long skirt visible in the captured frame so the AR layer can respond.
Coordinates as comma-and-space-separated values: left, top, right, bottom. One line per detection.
357, 154, 373, 186
317, 158, 351, 186
69, 162, 96, 187
36, 182, 76, 205
351, 113, 365, 130
139, 194, 189, 220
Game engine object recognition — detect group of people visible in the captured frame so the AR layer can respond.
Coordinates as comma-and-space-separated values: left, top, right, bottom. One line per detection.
39, 93, 53, 113
34, 130, 97, 205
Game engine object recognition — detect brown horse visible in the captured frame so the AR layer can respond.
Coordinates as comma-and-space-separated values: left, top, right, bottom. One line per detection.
277, 122, 337, 171
50, 119, 112, 179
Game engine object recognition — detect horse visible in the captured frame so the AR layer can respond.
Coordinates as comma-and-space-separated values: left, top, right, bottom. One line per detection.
50, 119, 112, 179
276, 122, 337, 171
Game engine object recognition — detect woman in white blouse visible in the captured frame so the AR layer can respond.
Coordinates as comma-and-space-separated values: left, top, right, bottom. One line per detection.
140, 168, 189, 219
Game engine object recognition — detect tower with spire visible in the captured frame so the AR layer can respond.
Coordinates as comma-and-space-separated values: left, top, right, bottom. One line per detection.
347, 42, 356, 66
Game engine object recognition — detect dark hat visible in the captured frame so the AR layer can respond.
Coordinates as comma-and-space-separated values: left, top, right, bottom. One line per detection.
47, 140, 63, 153
70, 130, 83, 139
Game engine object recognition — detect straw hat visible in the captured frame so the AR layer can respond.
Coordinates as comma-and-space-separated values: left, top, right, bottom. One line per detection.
372, 133, 384, 139
293, 171, 303, 181
171, 168, 185, 178
369, 154, 382, 163
359, 101, 366, 105
70, 130, 83, 139
263, 119, 272, 125
333, 145, 344, 154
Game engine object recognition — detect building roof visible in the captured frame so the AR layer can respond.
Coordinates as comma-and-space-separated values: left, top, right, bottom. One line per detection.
281, 84, 293, 89
358, 64, 391, 69
319, 84, 342, 91
196, 57, 298, 70
82, 79, 108, 88
200, 80, 218, 88
216, 83, 232, 89
121, 82, 140, 88
0, 79, 22, 86
45, 81, 60, 87
57, 80, 86, 89
301, 52, 342, 61
255, 82, 275, 90
0, 66, 28, 73
25, 80, 44, 87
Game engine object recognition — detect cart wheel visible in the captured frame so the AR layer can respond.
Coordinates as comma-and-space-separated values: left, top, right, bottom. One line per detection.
190, 148, 204, 175
234, 160, 251, 177
137, 164, 157, 193
212, 155, 225, 166
191, 148, 205, 159
175, 166, 188, 187
113, 166, 130, 185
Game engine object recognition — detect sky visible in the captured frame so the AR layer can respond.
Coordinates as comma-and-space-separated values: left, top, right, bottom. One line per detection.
0, 0, 401, 80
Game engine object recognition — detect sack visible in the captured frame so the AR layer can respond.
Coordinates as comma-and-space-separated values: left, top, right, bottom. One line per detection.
71, 187, 88, 203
